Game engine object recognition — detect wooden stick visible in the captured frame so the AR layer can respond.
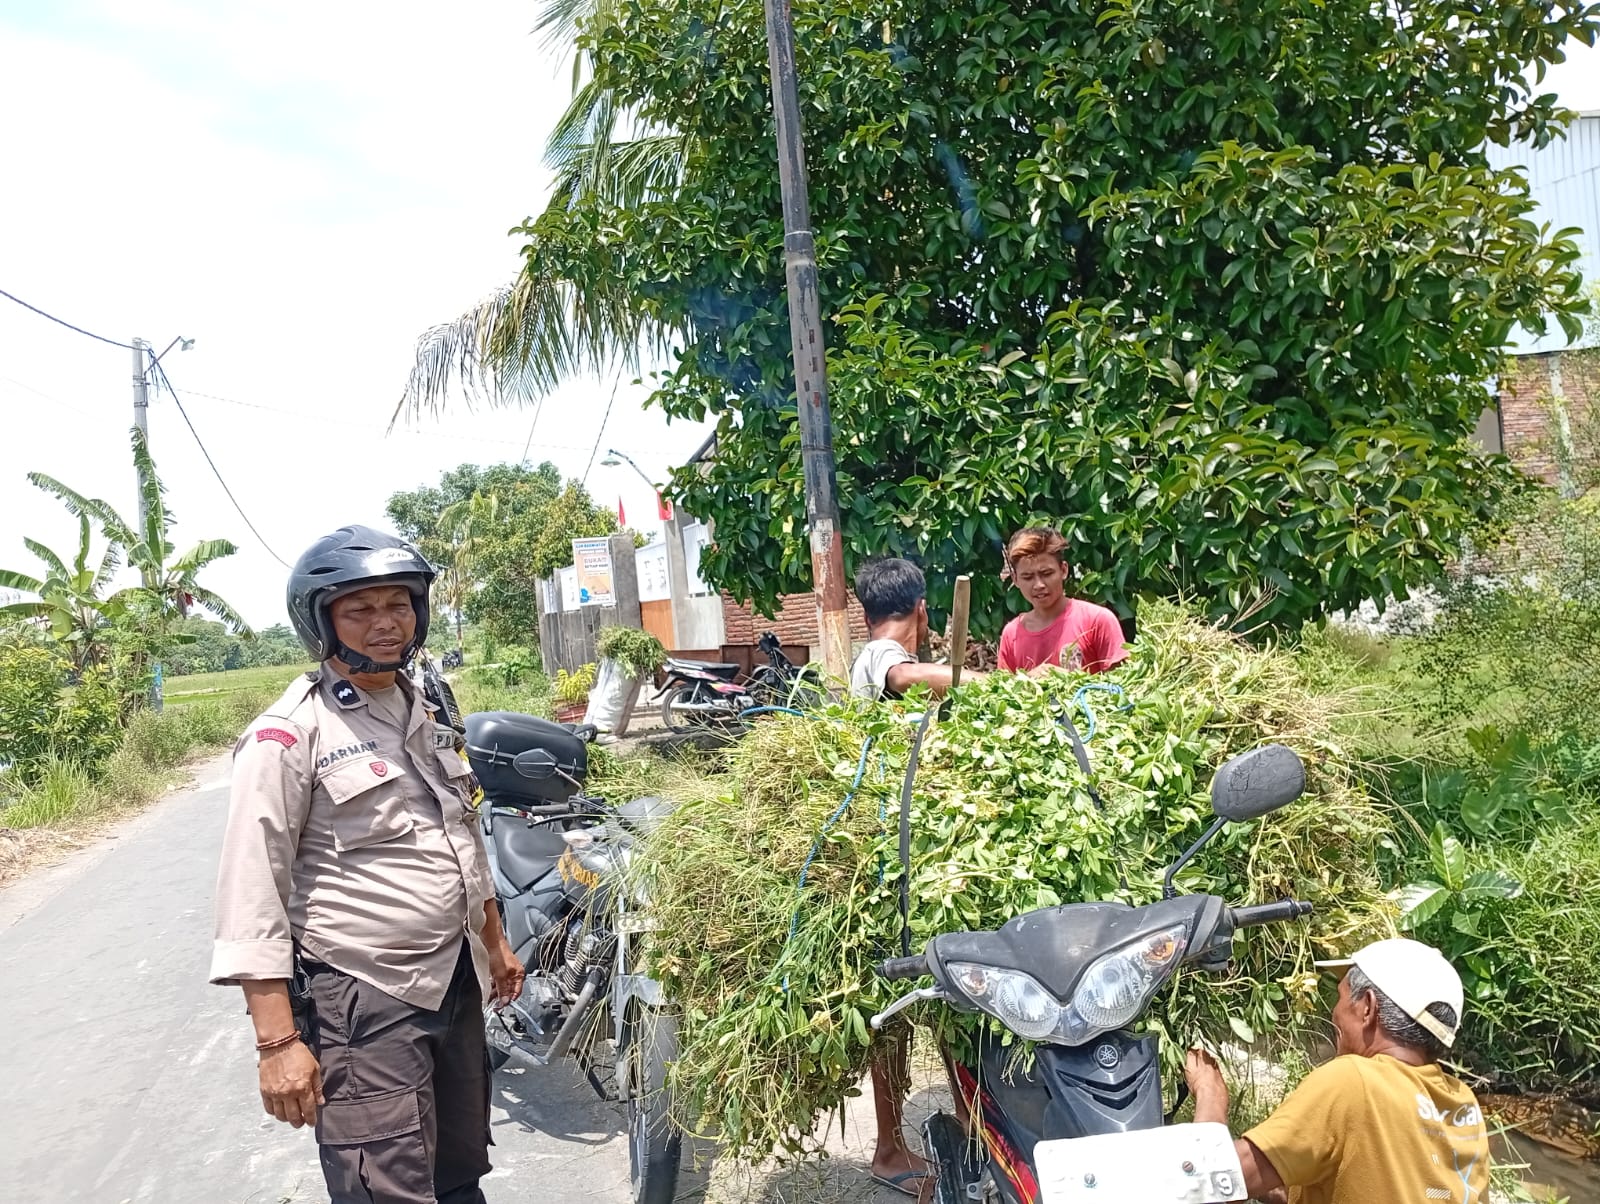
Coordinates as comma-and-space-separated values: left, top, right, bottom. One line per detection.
948, 574, 972, 689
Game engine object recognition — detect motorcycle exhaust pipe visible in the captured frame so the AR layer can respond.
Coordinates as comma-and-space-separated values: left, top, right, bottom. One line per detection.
668, 699, 736, 713
501, 968, 604, 1068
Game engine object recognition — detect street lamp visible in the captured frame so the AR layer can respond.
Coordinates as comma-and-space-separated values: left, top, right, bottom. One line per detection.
600, 448, 670, 541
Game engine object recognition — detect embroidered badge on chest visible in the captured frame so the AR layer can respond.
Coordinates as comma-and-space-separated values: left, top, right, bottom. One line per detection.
371, 761, 389, 777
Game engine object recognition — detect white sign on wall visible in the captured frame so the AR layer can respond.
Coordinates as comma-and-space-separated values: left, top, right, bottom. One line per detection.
681, 522, 712, 596
636, 541, 671, 603
558, 565, 580, 612
572, 537, 615, 607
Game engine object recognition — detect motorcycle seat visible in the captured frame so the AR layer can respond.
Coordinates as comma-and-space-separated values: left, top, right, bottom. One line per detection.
666, 657, 741, 677
492, 819, 567, 892
615, 795, 676, 836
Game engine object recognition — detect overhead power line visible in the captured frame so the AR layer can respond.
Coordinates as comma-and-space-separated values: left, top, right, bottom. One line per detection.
169, 382, 594, 455
583, 369, 625, 485
150, 360, 293, 569
0, 286, 136, 350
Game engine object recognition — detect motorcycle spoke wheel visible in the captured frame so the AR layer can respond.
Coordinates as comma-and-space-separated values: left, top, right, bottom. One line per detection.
623, 1007, 682, 1204
661, 684, 715, 734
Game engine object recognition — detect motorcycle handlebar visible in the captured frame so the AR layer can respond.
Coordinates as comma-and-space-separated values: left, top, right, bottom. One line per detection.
1229, 900, 1314, 929
877, 955, 929, 981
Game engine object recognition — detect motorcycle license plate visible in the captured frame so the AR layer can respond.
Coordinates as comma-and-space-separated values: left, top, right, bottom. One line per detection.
1033, 1123, 1247, 1204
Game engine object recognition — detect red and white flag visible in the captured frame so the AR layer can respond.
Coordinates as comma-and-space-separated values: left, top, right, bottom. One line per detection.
618, 497, 627, 525
657, 492, 673, 521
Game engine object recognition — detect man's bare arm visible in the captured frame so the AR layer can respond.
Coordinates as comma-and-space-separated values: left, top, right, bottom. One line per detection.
884, 663, 987, 699
241, 980, 323, 1129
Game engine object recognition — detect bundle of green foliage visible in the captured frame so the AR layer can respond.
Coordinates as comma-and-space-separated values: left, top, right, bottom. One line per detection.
631, 603, 1390, 1158
595, 626, 667, 678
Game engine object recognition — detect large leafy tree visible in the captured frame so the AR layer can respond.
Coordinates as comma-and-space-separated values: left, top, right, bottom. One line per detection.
403, 0, 1599, 633
387, 461, 620, 646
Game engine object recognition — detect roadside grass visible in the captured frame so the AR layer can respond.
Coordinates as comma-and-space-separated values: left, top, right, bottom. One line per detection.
1, 689, 271, 837
164, 662, 314, 706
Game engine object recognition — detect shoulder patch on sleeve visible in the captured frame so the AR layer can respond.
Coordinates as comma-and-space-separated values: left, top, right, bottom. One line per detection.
256, 727, 298, 749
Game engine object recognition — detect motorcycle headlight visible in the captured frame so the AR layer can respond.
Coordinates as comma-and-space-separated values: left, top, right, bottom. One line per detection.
947, 963, 1064, 1040
944, 925, 1188, 1046
1063, 925, 1187, 1035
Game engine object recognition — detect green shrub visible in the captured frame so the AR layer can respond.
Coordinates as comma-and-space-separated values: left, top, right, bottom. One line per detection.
552, 664, 597, 706
454, 674, 554, 721
1399, 812, 1600, 1092
0, 638, 119, 784
1, 691, 270, 831
1405, 491, 1600, 743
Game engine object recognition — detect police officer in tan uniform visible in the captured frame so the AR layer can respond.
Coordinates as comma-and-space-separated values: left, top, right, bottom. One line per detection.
210, 525, 525, 1204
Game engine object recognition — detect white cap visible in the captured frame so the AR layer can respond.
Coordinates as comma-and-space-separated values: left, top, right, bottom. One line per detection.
1314, 938, 1465, 1048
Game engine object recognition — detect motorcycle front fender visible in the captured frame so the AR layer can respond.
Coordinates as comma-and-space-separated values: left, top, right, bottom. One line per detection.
613, 972, 667, 1013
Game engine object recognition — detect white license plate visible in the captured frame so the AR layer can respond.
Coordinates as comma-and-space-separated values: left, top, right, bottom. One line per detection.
1034, 1123, 1247, 1204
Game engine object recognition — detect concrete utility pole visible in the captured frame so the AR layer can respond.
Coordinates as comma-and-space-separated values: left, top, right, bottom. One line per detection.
130, 337, 163, 711
762, 0, 852, 683
131, 338, 151, 546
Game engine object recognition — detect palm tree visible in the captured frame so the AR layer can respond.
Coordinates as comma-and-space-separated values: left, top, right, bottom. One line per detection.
27, 428, 251, 635
396, 0, 690, 420
0, 515, 123, 668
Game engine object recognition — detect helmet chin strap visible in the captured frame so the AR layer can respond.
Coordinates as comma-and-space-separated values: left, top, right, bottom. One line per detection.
334, 639, 415, 676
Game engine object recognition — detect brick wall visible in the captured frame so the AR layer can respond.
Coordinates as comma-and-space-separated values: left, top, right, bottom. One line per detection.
1498, 350, 1599, 484
721, 590, 869, 653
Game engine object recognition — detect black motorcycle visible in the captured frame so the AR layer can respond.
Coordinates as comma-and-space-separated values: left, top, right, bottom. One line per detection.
658, 631, 823, 733
873, 743, 1313, 1204
464, 710, 682, 1204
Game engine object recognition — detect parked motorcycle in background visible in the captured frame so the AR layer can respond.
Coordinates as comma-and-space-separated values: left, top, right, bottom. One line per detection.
873, 743, 1313, 1204
464, 711, 682, 1204
658, 630, 823, 733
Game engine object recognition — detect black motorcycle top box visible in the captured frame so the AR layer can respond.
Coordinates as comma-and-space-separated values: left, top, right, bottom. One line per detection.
465, 711, 588, 804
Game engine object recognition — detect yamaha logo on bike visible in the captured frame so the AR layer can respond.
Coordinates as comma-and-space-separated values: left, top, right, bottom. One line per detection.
1093, 1042, 1120, 1069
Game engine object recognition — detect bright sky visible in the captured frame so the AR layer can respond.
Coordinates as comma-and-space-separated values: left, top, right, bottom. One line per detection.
1, 7, 1597, 628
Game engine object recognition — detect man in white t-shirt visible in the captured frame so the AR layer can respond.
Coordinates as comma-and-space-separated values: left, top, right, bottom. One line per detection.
850, 558, 983, 701
848, 558, 985, 1200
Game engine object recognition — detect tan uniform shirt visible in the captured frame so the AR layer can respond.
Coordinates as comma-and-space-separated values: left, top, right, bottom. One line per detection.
209, 666, 495, 1010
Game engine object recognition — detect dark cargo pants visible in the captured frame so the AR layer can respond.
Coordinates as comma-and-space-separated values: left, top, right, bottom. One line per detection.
304, 941, 492, 1204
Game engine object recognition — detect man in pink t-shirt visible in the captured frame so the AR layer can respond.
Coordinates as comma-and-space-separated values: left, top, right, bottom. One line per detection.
997, 526, 1128, 674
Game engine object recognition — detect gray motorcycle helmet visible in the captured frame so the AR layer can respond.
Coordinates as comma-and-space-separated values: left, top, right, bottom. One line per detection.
286, 525, 436, 674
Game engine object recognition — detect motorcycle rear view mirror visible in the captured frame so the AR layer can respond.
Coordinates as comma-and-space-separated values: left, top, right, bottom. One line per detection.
512, 748, 559, 779
1210, 743, 1306, 822
1161, 744, 1305, 899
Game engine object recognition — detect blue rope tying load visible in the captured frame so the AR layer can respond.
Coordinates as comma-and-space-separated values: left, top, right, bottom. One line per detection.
780, 734, 876, 991
1067, 681, 1130, 739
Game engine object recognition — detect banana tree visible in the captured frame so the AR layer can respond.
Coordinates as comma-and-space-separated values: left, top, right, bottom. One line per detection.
27, 428, 250, 635
0, 515, 123, 669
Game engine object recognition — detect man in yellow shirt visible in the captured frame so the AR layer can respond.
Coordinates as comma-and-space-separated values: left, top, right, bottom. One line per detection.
1185, 938, 1490, 1204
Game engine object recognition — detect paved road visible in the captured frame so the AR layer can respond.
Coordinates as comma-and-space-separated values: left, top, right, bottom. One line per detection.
0, 755, 632, 1204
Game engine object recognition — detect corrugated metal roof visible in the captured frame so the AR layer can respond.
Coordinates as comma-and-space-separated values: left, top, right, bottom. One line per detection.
1485, 113, 1600, 353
